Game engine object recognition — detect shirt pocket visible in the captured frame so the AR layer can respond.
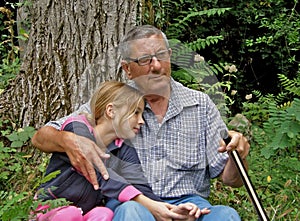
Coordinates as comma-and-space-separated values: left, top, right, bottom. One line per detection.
167, 128, 207, 170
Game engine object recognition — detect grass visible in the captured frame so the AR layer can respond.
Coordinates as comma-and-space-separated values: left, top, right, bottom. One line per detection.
210, 145, 299, 221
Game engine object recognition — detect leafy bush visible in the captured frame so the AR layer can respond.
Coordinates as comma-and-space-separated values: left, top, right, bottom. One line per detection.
0, 5, 21, 90
232, 73, 300, 220
141, 1, 299, 219
242, 71, 300, 158
146, 0, 300, 114
0, 190, 70, 221
0, 119, 70, 220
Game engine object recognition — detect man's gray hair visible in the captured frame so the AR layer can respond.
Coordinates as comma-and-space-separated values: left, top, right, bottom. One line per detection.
120, 25, 169, 59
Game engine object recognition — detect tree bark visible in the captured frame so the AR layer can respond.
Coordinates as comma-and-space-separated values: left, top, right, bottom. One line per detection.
0, 0, 137, 128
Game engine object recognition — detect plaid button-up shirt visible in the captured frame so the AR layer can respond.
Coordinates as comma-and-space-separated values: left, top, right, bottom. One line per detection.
130, 79, 229, 198
46, 78, 229, 199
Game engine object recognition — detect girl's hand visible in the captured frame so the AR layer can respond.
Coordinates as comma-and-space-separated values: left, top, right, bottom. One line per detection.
133, 195, 186, 221
171, 203, 210, 221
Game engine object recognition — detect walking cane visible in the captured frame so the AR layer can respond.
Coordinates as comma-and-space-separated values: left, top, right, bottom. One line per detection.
224, 137, 270, 221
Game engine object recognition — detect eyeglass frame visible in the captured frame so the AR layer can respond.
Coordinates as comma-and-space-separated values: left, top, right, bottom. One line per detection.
125, 49, 171, 66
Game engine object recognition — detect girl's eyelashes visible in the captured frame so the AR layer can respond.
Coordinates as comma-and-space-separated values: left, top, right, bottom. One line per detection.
134, 108, 143, 115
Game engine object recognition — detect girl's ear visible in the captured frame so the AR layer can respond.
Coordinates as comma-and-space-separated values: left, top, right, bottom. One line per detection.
106, 103, 115, 118
121, 60, 132, 79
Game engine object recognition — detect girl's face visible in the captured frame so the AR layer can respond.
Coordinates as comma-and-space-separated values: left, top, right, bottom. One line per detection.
113, 100, 145, 139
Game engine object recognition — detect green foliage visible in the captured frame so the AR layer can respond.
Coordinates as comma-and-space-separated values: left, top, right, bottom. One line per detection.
242, 90, 273, 125
246, 148, 299, 220
140, 1, 300, 220
0, 143, 23, 185
0, 139, 27, 190
143, 0, 300, 115
244, 1, 300, 69
0, 191, 34, 220
261, 98, 300, 158
210, 144, 299, 221
0, 56, 20, 89
242, 71, 300, 159
187, 35, 224, 51
0, 125, 37, 197
278, 73, 300, 97
34, 170, 62, 190
237, 0, 299, 98
0, 117, 70, 220
243, 96, 300, 159
169, 39, 235, 118
0, 2, 29, 90
238, 72, 300, 220
211, 96, 299, 220
0, 0, 298, 220
0, 190, 70, 221
6, 126, 36, 147
172, 7, 231, 30
0, 131, 36, 220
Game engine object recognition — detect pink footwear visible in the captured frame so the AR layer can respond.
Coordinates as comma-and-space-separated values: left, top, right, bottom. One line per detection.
37, 206, 83, 221
83, 207, 114, 221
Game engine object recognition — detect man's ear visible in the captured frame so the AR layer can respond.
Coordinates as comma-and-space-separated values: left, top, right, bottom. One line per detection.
106, 103, 115, 118
121, 60, 132, 79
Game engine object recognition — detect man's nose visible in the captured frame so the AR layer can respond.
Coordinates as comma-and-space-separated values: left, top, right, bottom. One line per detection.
150, 57, 162, 71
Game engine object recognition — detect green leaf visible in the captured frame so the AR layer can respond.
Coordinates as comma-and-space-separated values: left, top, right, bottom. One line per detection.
11, 141, 24, 148
6, 133, 19, 142
286, 158, 300, 171
287, 131, 294, 139
260, 147, 275, 159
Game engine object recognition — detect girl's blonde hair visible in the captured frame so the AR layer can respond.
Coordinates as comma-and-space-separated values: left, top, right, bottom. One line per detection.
89, 81, 144, 126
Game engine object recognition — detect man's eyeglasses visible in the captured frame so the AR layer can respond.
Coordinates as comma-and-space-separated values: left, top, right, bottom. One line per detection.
126, 49, 171, 66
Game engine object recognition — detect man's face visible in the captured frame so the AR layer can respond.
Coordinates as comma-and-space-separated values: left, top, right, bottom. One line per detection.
122, 34, 172, 96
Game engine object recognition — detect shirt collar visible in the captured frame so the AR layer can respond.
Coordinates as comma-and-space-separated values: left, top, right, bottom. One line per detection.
107, 138, 124, 151
128, 77, 199, 108
169, 77, 199, 108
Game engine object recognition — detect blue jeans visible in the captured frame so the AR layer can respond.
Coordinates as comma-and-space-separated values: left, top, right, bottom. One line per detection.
106, 199, 155, 221
106, 194, 240, 221
163, 194, 241, 221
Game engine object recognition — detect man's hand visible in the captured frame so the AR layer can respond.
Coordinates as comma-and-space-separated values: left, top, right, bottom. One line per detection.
31, 126, 110, 190
218, 130, 250, 160
218, 130, 250, 187
64, 132, 110, 190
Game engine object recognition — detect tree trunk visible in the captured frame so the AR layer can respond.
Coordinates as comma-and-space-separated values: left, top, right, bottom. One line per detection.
0, 0, 137, 128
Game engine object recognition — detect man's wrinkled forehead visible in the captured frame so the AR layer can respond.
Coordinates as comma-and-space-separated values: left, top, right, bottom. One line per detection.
119, 35, 168, 57
130, 37, 167, 53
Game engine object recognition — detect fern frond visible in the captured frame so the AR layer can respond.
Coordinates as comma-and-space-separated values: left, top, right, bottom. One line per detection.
188, 35, 224, 50
278, 73, 300, 96
252, 90, 262, 98
264, 98, 300, 151
169, 39, 195, 68
180, 8, 231, 24
275, 92, 288, 104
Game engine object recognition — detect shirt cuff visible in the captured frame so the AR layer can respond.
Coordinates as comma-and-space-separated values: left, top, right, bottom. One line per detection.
118, 186, 142, 202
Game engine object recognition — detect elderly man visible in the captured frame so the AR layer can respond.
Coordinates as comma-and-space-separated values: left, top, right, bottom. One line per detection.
32, 25, 249, 221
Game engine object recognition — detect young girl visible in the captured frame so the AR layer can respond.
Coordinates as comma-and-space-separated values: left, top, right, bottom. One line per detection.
35, 81, 205, 221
